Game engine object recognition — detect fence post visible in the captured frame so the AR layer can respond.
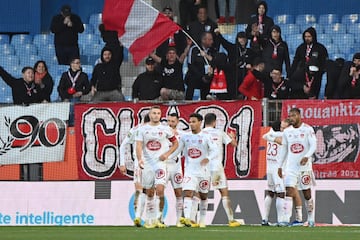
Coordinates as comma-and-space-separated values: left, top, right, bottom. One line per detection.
262, 98, 269, 127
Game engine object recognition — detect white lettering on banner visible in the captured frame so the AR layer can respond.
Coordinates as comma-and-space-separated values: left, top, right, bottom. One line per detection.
287, 102, 360, 119
0, 180, 359, 226
79, 104, 257, 179
0, 103, 69, 165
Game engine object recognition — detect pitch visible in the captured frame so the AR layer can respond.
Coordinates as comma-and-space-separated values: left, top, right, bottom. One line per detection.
1, 225, 359, 240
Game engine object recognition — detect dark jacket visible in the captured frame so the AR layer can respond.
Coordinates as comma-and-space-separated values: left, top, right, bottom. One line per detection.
132, 70, 163, 100
50, 13, 84, 46
58, 69, 90, 100
0, 67, 42, 105
156, 28, 187, 59
337, 61, 360, 99
100, 27, 124, 69
91, 47, 122, 91
37, 72, 54, 102
187, 17, 219, 50
264, 78, 291, 99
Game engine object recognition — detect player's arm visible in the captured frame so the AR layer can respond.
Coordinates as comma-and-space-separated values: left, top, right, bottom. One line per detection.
203, 137, 220, 166
301, 127, 317, 165
168, 138, 184, 160
135, 140, 144, 168
225, 131, 237, 147
277, 134, 288, 177
160, 136, 179, 161
119, 136, 131, 174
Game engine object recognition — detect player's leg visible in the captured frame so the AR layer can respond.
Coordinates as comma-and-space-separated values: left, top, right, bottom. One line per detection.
190, 192, 200, 226
274, 172, 286, 225
284, 171, 299, 225
182, 175, 196, 226
142, 168, 157, 228
169, 162, 184, 227
300, 170, 315, 227
262, 172, 275, 226
198, 175, 210, 228
154, 165, 167, 227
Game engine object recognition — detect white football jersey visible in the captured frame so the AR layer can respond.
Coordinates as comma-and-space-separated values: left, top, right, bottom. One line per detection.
202, 127, 232, 171
167, 129, 188, 165
135, 123, 176, 168
119, 125, 139, 167
177, 131, 219, 177
281, 123, 317, 172
264, 129, 284, 173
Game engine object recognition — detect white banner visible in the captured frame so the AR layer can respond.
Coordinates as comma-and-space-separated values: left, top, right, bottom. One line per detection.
0, 102, 70, 165
0, 180, 359, 226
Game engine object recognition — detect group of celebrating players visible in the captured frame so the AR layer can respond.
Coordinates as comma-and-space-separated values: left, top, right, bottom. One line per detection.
119, 106, 317, 228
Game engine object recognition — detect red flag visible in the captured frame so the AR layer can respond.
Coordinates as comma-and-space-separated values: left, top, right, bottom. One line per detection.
103, 0, 181, 65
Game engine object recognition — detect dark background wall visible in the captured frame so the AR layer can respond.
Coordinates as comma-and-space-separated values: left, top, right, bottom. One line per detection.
0, 0, 360, 35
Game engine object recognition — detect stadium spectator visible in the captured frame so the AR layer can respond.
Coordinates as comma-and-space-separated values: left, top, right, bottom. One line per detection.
50, 5, 84, 65
238, 57, 265, 100
324, 58, 345, 99
245, 1, 274, 54
262, 25, 290, 78
337, 53, 360, 99
216, 30, 256, 98
179, 0, 202, 28
90, 47, 125, 102
132, 57, 163, 101
264, 68, 291, 100
186, 6, 219, 49
33, 60, 54, 103
156, 6, 187, 60
0, 66, 42, 105
185, 32, 217, 100
289, 27, 328, 99
218, 0, 236, 24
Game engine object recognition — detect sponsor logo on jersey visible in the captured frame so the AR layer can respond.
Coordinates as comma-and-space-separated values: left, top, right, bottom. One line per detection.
290, 143, 304, 153
188, 148, 202, 158
146, 140, 161, 150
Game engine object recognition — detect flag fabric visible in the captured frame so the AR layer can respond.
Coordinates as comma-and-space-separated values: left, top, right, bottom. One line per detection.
103, 0, 181, 65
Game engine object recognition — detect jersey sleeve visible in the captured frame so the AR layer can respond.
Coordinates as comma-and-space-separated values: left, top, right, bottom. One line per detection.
304, 126, 317, 158
222, 131, 232, 145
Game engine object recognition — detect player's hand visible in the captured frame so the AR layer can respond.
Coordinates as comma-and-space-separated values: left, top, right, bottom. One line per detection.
200, 158, 209, 166
159, 154, 168, 161
278, 168, 283, 178
300, 157, 308, 166
119, 165, 126, 175
138, 159, 145, 169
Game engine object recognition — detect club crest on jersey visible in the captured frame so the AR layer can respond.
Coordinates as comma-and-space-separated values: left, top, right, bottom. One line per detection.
199, 180, 209, 190
198, 139, 202, 144
158, 131, 163, 137
290, 143, 304, 153
146, 140, 161, 151
300, 133, 305, 138
188, 147, 201, 158
301, 174, 311, 185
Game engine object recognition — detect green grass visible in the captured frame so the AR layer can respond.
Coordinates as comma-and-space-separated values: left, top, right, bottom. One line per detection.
0, 226, 359, 240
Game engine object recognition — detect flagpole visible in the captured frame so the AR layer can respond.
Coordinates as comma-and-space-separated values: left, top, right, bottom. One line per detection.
181, 29, 210, 66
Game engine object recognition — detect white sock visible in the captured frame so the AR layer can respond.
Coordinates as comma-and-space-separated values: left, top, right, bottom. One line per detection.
295, 206, 303, 222
146, 196, 156, 224
176, 197, 183, 224
263, 195, 273, 221
191, 196, 200, 222
199, 199, 208, 225
222, 196, 234, 222
183, 197, 193, 219
305, 198, 314, 222
284, 196, 293, 223
276, 197, 286, 223
135, 192, 146, 219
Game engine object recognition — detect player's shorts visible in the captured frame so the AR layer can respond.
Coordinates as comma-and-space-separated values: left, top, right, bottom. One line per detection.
211, 168, 228, 189
133, 167, 142, 184
284, 170, 315, 190
182, 174, 210, 194
166, 161, 183, 189
141, 162, 167, 189
266, 171, 285, 193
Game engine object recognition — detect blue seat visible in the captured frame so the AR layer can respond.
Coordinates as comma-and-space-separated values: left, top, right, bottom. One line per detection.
295, 14, 317, 25
2, 64, 22, 78
0, 34, 10, 44
83, 24, 94, 35
286, 34, 303, 51
318, 14, 339, 25
274, 14, 294, 25
81, 64, 94, 75
78, 34, 99, 46
341, 14, 359, 25
347, 23, 360, 34
15, 43, 38, 56
33, 34, 54, 48
332, 34, 355, 46
87, 55, 100, 65
236, 24, 247, 32
82, 43, 103, 56
222, 34, 236, 44
89, 13, 102, 29
0, 86, 13, 103
20, 54, 41, 66
324, 43, 339, 55
330, 53, 346, 60
0, 43, 15, 55
317, 34, 332, 45
279, 24, 300, 35
0, 55, 20, 67
38, 44, 56, 58
324, 23, 346, 34
10, 34, 32, 46
299, 23, 324, 34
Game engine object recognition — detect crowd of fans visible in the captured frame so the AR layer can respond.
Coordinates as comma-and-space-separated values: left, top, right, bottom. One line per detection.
1, 1, 360, 109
